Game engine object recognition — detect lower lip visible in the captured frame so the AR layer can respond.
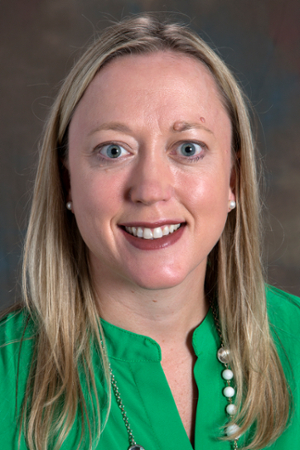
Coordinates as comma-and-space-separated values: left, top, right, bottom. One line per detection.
120, 225, 185, 250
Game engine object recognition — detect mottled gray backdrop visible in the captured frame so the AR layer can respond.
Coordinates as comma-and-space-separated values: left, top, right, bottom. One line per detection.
1, 0, 299, 308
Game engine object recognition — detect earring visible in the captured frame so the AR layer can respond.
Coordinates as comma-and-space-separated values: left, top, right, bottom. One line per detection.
229, 200, 236, 210
66, 201, 72, 211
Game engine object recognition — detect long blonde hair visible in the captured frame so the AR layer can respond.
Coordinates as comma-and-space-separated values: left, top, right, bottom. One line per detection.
21, 14, 289, 450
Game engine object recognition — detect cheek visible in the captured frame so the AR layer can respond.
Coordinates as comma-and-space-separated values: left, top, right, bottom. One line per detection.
70, 171, 122, 254
178, 168, 231, 248
179, 171, 230, 210
71, 168, 123, 215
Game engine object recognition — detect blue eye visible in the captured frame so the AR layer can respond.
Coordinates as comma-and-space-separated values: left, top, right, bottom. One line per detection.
100, 144, 128, 159
178, 142, 203, 157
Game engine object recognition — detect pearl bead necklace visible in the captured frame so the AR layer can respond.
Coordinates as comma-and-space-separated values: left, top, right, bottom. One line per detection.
217, 348, 240, 448
214, 304, 241, 449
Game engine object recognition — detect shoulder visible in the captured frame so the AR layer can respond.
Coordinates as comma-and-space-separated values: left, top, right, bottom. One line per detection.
266, 285, 300, 333
0, 307, 36, 346
266, 285, 300, 380
0, 308, 36, 381
0, 308, 36, 407
0, 309, 37, 445
0, 306, 36, 373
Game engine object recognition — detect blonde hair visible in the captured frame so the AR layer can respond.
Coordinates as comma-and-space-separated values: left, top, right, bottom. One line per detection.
21, 14, 289, 450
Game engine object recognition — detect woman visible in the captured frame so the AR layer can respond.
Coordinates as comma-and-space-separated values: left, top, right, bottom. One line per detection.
1, 14, 299, 450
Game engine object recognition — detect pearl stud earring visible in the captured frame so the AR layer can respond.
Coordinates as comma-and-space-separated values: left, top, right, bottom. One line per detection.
229, 200, 236, 210
66, 201, 72, 211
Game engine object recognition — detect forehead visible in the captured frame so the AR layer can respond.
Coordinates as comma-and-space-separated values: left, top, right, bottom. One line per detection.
69, 51, 230, 136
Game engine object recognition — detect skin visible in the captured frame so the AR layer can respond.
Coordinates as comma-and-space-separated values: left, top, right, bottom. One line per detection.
66, 51, 235, 440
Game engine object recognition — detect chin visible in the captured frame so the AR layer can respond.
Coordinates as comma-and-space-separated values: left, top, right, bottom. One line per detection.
126, 271, 190, 291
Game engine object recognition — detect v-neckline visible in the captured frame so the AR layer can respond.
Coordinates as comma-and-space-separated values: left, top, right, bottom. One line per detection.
100, 309, 224, 450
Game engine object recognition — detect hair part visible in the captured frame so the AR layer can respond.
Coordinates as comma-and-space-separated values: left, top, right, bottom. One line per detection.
21, 13, 289, 449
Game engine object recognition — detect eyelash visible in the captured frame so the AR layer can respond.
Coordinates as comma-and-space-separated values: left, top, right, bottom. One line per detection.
94, 140, 207, 163
95, 142, 130, 162
173, 141, 207, 162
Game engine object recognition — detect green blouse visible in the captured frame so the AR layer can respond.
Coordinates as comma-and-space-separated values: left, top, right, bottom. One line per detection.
0, 286, 300, 449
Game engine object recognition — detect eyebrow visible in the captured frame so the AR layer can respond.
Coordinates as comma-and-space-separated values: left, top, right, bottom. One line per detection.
88, 122, 133, 136
172, 121, 214, 135
88, 121, 214, 136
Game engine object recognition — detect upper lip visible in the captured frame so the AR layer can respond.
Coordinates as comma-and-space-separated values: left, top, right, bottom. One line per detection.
118, 220, 185, 228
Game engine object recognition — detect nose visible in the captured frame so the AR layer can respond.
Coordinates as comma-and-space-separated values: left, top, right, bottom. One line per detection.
128, 150, 174, 205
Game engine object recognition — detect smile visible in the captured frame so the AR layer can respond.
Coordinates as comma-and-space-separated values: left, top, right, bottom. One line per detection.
124, 224, 181, 240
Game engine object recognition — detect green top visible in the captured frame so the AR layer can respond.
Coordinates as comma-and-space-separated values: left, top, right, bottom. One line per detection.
0, 286, 300, 449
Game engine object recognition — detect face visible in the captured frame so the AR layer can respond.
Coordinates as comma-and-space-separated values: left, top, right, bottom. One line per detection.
67, 51, 235, 291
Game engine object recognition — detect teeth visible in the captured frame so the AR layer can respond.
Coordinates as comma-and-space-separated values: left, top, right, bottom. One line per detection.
137, 227, 143, 237
143, 228, 153, 240
162, 226, 169, 235
125, 224, 181, 240
153, 227, 163, 239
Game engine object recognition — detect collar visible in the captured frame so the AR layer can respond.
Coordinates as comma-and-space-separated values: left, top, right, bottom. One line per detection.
100, 307, 219, 363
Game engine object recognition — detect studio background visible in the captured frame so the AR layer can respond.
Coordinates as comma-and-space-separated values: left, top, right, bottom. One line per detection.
1, 0, 299, 309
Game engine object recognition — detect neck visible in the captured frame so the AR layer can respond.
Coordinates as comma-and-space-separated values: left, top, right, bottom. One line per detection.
93, 269, 208, 349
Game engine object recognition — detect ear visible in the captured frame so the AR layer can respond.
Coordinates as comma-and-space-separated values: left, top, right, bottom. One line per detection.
61, 158, 72, 204
228, 161, 237, 212
229, 164, 236, 201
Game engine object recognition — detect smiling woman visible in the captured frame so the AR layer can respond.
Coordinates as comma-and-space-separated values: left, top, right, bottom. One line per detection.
1, 13, 300, 450
66, 51, 233, 290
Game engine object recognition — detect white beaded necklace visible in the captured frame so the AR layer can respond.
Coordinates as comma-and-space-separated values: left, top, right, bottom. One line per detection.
109, 303, 240, 450
211, 300, 240, 449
